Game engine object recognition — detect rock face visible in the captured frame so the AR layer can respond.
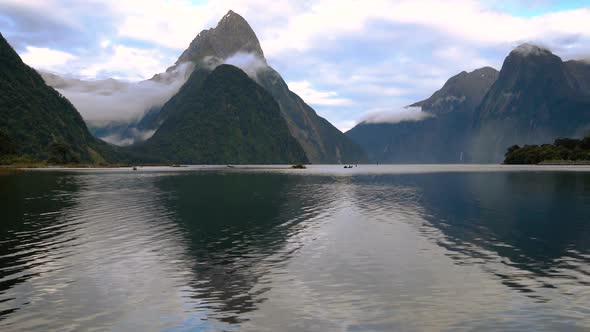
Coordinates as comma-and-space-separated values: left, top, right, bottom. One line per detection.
150, 10, 366, 164
136, 65, 308, 164
177, 10, 265, 65
472, 44, 590, 162
412, 67, 499, 114
0, 33, 113, 163
565, 60, 590, 95
347, 67, 499, 163
349, 44, 590, 164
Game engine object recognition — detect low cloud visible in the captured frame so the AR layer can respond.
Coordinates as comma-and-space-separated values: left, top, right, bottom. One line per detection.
287, 80, 353, 106
100, 129, 156, 146
223, 52, 267, 80
40, 62, 194, 124
361, 106, 433, 125
511, 43, 552, 56
199, 52, 268, 81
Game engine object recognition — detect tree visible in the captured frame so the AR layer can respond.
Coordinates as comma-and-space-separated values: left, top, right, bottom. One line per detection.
47, 141, 80, 164
505, 145, 520, 157
0, 130, 16, 156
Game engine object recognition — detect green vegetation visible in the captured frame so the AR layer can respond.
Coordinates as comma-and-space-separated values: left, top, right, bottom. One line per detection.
0, 33, 122, 165
138, 65, 308, 165
504, 136, 590, 164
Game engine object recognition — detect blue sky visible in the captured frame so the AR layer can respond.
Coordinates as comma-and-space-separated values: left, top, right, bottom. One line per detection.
1, 0, 590, 131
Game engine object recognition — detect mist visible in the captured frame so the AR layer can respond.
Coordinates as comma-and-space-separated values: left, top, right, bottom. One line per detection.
361, 106, 433, 125
223, 52, 267, 80
511, 43, 551, 56
40, 62, 194, 125
200, 52, 268, 81
100, 129, 157, 146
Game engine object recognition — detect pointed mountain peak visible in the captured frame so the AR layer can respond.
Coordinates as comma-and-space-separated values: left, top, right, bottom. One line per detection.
411, 66, 499, 114
471, 66, 499, 76
219, 10, 241, 23
174, 10, 265, 66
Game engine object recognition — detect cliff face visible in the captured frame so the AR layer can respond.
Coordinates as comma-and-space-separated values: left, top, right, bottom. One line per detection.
347, 67, 499, 163
412, 67, 499, 114
472, 44, 590, 162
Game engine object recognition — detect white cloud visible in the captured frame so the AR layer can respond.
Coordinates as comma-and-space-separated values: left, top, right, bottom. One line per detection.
223, 52, 267, 80
114, 1, 212, 50
42, 62, 194, 123
287, 81, 353, 106
20, 46, 77, 70
7, 0, 590, 129
511, 43, 551, 56
334, 120, 357, 132
100, 133, 135, 146
100, 129, 156, 146
79, 45, 173, 80
256, 0, 590, 57
360, 106, 433, 125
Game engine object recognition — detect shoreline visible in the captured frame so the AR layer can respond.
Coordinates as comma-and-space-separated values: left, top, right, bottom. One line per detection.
538, 160, 590, 165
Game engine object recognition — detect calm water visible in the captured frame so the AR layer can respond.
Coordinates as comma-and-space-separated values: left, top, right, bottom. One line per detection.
0, 165, 589, 331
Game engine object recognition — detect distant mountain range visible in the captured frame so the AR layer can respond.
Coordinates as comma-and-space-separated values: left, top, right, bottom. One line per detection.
347, 44, 590, 163
35, 10, 366, 164
3, 10, 590, 165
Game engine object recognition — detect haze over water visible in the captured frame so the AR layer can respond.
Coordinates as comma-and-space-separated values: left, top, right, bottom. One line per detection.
0, 165, 589, 331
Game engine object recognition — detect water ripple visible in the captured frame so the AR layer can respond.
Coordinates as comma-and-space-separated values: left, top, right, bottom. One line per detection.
0, 169, 589, 330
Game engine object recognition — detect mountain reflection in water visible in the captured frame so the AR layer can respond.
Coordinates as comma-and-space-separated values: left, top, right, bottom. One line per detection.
0, 166, 589, 331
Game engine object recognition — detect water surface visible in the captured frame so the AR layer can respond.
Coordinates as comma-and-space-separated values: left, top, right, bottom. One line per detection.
0, 165, 589, 331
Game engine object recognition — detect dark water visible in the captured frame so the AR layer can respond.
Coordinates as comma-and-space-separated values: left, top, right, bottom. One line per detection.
0, 165, 589, 331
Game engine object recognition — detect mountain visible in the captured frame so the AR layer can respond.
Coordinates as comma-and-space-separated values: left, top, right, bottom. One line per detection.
145, 10, 366, 164
472, 44, 590, 162
346, 67, 499, 163
170, 10, 265, 72
411, 67, 499, 114
564, 60, 590, 96
135, 64, 308, 164
0, 33, 116, 164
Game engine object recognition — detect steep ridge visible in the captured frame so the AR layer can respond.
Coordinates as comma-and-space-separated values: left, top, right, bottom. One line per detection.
412, 67, 499, 114
135, 65, 308, 164
347, 67, 499, 163
0, 33, 116, 163
472, 44, 590, 162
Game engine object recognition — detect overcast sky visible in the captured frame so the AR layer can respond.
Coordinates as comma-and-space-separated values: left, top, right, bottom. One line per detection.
2, 0, 590, 131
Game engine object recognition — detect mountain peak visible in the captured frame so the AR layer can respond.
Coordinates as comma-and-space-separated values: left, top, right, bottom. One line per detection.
411, 66, 499, 114
220, 10, 239, 21
511, 43, 553, 57
174, 10, 265, 66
